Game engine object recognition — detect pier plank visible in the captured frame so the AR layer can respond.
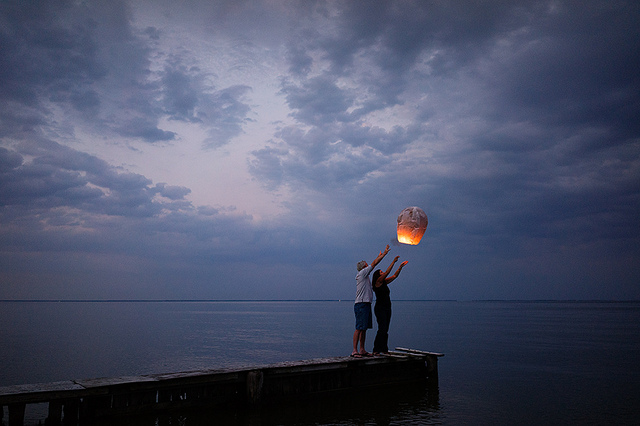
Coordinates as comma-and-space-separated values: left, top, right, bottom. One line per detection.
395, 347, 444, 357
0, 381, 85, 404
74, 375, 157, 388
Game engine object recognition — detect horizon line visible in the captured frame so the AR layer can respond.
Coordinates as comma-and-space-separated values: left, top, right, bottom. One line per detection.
0, 299, 638, 303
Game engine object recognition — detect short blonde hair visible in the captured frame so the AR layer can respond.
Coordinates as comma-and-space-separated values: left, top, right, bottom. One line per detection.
356, 261, 367, 271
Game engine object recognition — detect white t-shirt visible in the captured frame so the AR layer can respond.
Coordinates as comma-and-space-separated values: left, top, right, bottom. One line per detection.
355, 265, 374, 303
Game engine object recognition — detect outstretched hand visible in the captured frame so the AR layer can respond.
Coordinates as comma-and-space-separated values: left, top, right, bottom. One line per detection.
400, 261, 408, 268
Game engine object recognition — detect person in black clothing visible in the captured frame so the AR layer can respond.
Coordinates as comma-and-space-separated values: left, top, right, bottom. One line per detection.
371, 256, 408, 355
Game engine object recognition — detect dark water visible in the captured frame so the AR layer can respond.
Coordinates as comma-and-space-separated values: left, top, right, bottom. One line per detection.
1, 300, 639, 425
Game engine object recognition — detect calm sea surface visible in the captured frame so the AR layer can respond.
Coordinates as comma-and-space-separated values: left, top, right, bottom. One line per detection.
1, 300, 639, 425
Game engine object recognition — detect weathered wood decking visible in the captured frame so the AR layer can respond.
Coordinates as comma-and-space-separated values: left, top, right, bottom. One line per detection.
0, 347, 442, 426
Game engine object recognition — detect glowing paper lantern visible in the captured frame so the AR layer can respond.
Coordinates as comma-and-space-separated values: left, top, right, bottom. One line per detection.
397, 206, 428, 245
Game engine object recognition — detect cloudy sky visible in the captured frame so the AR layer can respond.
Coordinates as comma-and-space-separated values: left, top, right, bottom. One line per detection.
1, 0, 639, 301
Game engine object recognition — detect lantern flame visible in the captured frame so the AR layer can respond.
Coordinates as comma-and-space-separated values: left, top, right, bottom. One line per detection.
397, 206, 428, 245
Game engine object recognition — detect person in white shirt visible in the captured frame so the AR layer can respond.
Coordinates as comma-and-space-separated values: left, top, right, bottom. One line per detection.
352, 244, 390, 357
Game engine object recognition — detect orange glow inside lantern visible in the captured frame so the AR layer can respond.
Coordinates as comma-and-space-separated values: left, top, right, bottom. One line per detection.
397, 206, 428, 245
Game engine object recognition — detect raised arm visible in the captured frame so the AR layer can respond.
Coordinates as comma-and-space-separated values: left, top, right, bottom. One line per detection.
370, 244, 390, 269
383, 256, 399, 276
374, 256, 399, 288
384, 261, 408, 285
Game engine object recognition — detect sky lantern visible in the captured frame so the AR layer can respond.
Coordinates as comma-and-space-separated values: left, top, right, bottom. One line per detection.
397, 206, 428, 245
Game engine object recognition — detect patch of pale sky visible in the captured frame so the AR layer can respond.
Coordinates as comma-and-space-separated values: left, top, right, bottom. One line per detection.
360, 105, 416, 131
89, 4, 298, 220
134, 118, 291, 220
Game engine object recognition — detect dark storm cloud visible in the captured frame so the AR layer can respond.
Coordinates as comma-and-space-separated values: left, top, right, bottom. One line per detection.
477, 3, 640, 141
281, 76, 355, 125
151, 183, 192, 201
282, 1, 518, 110
285, 44, 313, 76
200, 85, 253, 149
0, 0, 252, 147
0, 0, 103, 136
2, 139, 159, 216
0, 0, 167, 141
156, 54, 253, 148
0, 2, 105, 100
143, 26, 161, 41
257, 2, 639, 198
250, 122, 419, 190
162, 67, 200, 122
0, 148, 22, 171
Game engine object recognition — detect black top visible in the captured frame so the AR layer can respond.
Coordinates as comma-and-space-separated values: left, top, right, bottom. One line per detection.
373, 281, 391, 306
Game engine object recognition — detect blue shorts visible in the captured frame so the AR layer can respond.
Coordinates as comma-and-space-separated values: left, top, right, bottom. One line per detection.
354, 302, 372, 330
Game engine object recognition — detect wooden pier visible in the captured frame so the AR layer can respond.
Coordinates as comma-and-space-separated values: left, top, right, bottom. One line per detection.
0, 348, 442, 426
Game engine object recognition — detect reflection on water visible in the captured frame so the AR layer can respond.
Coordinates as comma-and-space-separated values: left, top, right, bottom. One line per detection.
89, 381, 441, 426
